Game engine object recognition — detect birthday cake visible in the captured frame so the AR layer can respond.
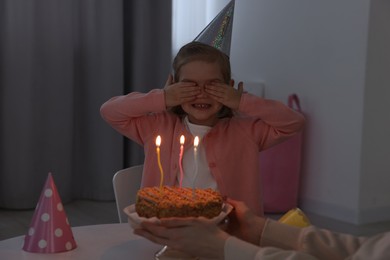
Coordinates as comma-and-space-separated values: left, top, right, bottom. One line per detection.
135, 186, 223, 218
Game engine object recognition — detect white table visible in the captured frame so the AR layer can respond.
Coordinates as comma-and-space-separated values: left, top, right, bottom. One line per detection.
0, 223, 164, 259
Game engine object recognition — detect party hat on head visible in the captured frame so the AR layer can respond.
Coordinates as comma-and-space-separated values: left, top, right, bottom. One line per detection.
23, 172, 77, 253
193, 0, 235, 57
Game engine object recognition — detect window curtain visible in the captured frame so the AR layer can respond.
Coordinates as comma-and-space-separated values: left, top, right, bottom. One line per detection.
0, 0, 172, 209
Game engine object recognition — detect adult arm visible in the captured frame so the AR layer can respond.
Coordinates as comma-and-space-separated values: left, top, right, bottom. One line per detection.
226, 220, 390, 260
225, 236, 318, 260
260, 219, 370, 260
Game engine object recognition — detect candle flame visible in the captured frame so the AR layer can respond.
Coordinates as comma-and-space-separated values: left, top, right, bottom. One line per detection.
156, 135, 161, 147
155, 135, 164, 189
194, 136, 199, 147
180, 135, 185, 145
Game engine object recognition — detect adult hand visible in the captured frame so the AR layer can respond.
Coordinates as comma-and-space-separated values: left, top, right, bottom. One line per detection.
163, 74, 200, 108
226, 199, 266, 245
134, 217, 229, 259
204, 80, 243, 110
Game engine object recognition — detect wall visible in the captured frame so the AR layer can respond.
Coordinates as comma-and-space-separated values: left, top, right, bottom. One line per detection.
230, 0, 390, 224
359, 0, 390, 224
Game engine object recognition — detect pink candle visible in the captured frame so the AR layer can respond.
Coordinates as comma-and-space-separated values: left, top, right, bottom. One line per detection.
179, 135, 185, 188
155, 135, 164, 190
193, 136, 199, 194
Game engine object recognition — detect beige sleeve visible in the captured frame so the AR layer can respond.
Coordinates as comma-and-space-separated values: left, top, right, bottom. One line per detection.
261, 219, 369, 260
225, 219, 390, 260
225, 236, 318, 260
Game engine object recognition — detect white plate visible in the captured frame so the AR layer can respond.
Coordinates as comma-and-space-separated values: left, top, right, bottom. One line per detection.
124, 203, 233, 229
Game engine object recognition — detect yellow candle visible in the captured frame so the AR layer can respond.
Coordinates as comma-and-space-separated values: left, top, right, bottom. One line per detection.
155, 135, 164, 189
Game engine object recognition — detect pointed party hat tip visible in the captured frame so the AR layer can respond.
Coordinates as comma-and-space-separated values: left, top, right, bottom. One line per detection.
23, 172, 77, 253
193, 0, 235, 57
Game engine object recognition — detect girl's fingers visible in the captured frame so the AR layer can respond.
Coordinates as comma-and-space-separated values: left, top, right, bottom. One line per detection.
177, 86, 201, 100
165, 82, 200, 106
164, 74, 173, 88
175, 83, 200, 95
204, 84, 225, 96
237, 82, 244, 94
205, 84, 232, 99
178, 82, 197, 87
167, 74, 173, 84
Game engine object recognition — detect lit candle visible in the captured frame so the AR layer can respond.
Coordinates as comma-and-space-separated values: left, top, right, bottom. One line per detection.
179, 135, 185, 188
193, 136, 199, 194
155, 135, 164, 190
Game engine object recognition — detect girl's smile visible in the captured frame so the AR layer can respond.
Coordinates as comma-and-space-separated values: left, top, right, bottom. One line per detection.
191, 102, 212, 109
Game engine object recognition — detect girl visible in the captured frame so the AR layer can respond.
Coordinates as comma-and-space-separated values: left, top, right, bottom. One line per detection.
100, 42, 305, 216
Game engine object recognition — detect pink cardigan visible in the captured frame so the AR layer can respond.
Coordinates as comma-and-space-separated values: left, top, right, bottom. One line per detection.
100, 89, 305, 216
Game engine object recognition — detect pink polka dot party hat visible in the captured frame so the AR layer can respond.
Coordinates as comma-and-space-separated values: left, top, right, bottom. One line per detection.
23, 172, 77, 253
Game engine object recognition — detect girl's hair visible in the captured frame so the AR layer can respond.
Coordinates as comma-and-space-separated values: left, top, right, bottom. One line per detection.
170, 42, 233, 118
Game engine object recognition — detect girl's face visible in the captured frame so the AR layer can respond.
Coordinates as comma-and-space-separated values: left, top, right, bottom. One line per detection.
179, 60, 225, 126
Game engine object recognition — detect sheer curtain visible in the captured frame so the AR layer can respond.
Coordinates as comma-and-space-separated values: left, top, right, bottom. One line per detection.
0, 0, 172, 209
